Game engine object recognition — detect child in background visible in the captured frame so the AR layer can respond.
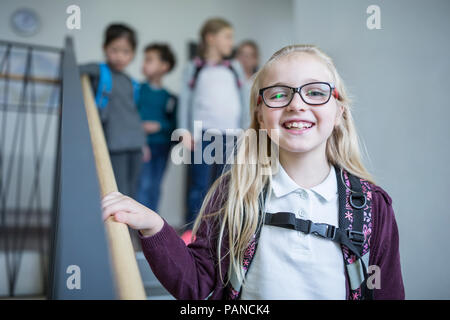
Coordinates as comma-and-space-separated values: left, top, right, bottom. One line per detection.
236, 40, 260, 80
102, 44, 404, 300
137, 43, 177, 212
80, 23, 146, 198
178, 18, 248, 236
236, 40, 260, 120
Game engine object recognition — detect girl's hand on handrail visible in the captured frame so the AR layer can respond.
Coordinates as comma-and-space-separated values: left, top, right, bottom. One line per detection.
101, 192, 164, 237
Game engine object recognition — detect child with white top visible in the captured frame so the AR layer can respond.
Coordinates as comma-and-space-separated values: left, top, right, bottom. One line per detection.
177, 18, 248, 236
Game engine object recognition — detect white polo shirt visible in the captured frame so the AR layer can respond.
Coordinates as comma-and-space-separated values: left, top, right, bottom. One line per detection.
240, 164, 346, 300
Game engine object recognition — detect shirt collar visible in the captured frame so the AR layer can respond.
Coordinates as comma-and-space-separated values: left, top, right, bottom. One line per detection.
271, 164, 337, 202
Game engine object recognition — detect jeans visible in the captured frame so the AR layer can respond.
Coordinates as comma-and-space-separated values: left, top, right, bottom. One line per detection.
137, 143, 170, 212
185, 130, 235, 229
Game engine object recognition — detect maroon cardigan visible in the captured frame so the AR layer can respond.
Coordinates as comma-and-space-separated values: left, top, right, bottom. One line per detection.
138, 182, 405, 300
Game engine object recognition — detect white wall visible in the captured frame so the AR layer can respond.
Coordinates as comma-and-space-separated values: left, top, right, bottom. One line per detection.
293, 0, 450, 299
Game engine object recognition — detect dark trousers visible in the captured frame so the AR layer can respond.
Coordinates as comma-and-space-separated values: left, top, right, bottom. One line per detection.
110, 149, 142, 199
185, 131, 235, 229
137, 143, 170, 212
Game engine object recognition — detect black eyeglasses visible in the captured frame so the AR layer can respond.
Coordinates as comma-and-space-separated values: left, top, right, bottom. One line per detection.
258, 82, 337, 108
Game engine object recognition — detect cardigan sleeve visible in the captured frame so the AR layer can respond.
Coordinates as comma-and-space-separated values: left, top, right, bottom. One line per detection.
138, 217, 217, 300
369, 185, 405, 299
138, 178, 228, 300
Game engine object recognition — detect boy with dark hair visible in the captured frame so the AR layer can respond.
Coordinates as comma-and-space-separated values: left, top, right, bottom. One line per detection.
136, 43, 177, 212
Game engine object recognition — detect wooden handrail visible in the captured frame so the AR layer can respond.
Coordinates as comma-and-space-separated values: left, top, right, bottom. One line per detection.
80, 75, 146, 300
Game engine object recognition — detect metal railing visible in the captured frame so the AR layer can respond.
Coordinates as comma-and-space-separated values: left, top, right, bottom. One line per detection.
1, 36, 146, 299
0, 39, 62, 298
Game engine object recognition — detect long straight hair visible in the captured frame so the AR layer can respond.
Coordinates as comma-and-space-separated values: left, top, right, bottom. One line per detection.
192, 44, 375, 289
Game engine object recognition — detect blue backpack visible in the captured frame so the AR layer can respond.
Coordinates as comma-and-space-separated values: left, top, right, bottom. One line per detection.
95, 62, 140, 109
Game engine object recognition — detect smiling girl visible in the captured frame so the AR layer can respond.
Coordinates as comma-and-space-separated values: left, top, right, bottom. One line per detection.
102, 44, 405, 300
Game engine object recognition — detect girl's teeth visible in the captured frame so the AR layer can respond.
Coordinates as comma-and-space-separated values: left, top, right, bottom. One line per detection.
285, 122, 313, 129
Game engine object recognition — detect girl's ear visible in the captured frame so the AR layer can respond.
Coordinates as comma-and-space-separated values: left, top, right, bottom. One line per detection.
256, 106, 265, 127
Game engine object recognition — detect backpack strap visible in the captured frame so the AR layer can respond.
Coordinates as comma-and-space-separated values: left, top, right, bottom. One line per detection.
95, 63, 112, 109
336, 165, 373, 300
96, 63, 140, 109
262, 211, 370, 288
188, 57, 205, 89
227, 183, 269, 300
131, 79, 141, 106
188, 57, 242, 89
223, 60, 242, 89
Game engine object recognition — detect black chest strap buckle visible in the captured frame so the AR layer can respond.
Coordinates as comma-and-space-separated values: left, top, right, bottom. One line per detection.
309, 222, 337, 240
265, 212, 365, 248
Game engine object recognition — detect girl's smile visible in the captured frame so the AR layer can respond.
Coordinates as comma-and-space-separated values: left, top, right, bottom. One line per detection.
281, 118, 316, 135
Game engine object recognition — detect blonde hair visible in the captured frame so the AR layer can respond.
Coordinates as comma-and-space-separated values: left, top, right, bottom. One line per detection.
197, 18, 232, 59
192, 44, 375, 290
